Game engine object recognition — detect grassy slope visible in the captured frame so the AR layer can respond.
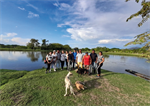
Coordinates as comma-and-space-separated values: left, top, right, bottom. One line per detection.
0, 69, 150, 106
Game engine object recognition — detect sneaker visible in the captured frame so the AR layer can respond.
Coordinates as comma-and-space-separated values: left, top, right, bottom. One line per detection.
54, 69, 56, 71
49, 70, 51, 73
96, 75, 100, 78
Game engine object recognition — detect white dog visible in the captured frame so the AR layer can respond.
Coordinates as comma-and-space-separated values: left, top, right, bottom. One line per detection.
64, 72, 75, 96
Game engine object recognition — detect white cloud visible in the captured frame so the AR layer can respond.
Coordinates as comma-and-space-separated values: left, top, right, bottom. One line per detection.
18, 7, 25, 11
27, 3, 38, 11
11, 37, 30, 45
28, 11, 39, 18
0, 33, 30, 46
59, 3, 71, 10
0, 33, 17, 37
56, 0, 148, 48
53, 3, 59, 7
62, 35, 70, 37
98, 39, 132, 44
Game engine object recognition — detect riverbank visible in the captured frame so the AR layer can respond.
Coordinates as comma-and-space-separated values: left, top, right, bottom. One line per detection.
0, 68, 149, 106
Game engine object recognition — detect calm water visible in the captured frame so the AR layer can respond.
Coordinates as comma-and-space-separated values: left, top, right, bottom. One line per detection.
0, 51, 149, 76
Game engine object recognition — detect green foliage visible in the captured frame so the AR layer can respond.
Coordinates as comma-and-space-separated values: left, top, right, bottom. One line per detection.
27, 39, 40, 50
125, 0, 150, 53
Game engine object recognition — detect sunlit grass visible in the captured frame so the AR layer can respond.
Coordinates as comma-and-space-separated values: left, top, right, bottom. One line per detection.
0, 68, 150, 106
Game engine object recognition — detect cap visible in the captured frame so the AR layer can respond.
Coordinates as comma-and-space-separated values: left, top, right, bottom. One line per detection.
53, 50, 56, 52
85, 52, 88, 54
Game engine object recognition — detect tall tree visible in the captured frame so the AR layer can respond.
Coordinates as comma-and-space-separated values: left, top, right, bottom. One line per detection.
42, 39, 49, 46
125, 0, 150, 52
27, 39, 40, 50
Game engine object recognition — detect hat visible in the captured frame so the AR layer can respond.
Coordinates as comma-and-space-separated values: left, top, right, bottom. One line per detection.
53, 50, 56, 52
85, 52, 88, 54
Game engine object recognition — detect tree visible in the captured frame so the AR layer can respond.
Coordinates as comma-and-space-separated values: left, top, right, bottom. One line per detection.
42, 39, 49, 46
27, 39, 40, 50
125, 0, 150, 52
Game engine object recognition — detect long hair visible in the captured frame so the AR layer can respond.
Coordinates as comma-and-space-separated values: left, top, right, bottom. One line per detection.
99, 51, 103, 55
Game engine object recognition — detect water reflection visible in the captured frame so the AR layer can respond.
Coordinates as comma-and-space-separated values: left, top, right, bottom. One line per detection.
0, 51, 149, 76
26, 52, 40, 62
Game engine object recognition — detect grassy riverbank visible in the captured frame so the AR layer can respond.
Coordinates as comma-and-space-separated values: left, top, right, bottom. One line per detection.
0, 68, 150, 106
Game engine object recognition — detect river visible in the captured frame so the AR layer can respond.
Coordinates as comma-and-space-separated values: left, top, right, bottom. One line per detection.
0, 51, 149, 76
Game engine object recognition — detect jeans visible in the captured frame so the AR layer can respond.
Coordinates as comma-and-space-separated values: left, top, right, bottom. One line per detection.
92, 62, 97, 73
57, 59, 61, 69
51, 61, 56, 70
97, 63, 103, 75
61, 61, 64, 69
68, 60, 73, 71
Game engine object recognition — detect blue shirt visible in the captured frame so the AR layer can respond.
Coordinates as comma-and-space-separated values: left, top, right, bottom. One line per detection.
72, 52, 77, 60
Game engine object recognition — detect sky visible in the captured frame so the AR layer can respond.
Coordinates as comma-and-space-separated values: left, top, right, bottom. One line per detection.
0, 0, 149, 49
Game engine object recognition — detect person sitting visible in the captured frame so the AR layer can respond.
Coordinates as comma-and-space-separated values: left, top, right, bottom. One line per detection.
67, 51, 74, 71
96, 51, 105, 78
76, 49, 84, 68
82, 52, 92, 75
45, 52, 53, 73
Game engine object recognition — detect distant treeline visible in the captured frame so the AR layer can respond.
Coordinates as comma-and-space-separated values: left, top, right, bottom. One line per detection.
0, 38, 148, 53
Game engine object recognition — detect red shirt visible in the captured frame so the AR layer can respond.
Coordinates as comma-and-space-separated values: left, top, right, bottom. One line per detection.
83, 55, 90, 65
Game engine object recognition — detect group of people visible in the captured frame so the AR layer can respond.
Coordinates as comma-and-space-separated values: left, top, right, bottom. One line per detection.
45, 49, 105, 77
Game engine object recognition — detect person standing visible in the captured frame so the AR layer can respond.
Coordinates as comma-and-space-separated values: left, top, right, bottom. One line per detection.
45, 52, 53, 73
82, 52, 92, 75
52, 50, 57, 71
67, 51, 74, 71
76, 49, 84, 68
72, 49, 77, 69
65, 51, 68, 69
90, 49, 98, 74
96, 51, 104, 78
60, 50, 66, 70
56, 50, 61, 69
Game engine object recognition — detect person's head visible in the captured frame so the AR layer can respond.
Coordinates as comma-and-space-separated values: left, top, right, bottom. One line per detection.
77, 51, 79, 54
49, 52, 52, 55
69, 51, 72, 54
53, 50, 56, 54
73, 49, 76, 52
79, 49, 82, 53
85, 52, 88, 56
66, 51, 68, 54
92, 49, 95, 53
62, 50, 64, 54
57, 50, 60, 53
99, 51, 103, 55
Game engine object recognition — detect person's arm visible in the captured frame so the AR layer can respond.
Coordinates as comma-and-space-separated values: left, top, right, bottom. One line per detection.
55, 56, 57, 63
46, 57, 49, 63
76, 57, 78, 63
67, 55, 69, 62
82, 56, 84, 64
90, 57, 92, 65
100, 58, 104, 64
95, 54, 98, 63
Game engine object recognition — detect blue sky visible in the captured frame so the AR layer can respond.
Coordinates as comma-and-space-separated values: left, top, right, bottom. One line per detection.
0, 0, 149, 49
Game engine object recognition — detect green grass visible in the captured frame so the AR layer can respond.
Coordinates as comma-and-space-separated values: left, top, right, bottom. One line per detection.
0, 68, 150, 106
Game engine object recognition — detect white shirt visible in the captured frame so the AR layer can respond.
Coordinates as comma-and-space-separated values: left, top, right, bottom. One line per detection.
52, 53, 57, 61
76, 53, 84, 62
61, 53, 66, 61
46, 54, 53, 61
